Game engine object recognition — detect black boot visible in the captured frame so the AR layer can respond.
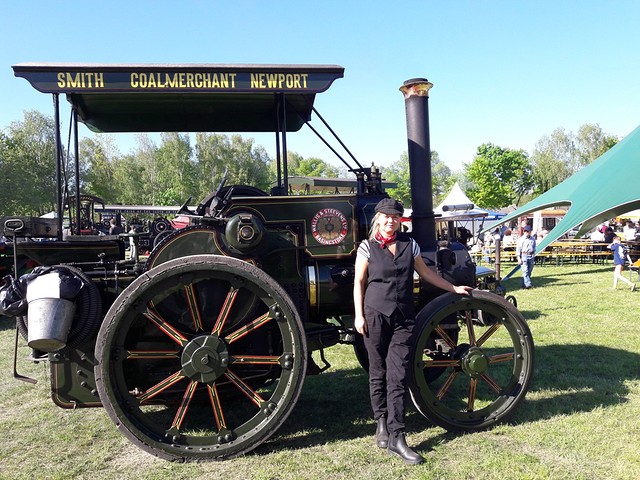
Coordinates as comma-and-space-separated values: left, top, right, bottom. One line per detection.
387, 432, 423, 465
375, 417, 388, 448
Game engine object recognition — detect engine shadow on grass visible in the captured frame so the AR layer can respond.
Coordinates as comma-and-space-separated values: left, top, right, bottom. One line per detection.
499, 343, 639, 425
260, 343, 639, 455
258, 364, 373, 455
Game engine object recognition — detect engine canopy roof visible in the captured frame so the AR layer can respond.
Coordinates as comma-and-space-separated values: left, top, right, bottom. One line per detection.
13, 63, 344, 133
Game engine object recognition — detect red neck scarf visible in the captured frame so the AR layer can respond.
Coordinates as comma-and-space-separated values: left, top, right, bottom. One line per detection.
375, 231, 397, 249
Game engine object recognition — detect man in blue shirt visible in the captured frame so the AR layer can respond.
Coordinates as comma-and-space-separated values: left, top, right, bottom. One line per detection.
516, 225, 536, 289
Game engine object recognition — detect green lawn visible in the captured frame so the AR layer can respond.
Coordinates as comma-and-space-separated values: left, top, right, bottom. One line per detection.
1, 262, 639, 480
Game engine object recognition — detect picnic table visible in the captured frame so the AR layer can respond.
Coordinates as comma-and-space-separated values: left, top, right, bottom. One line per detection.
472, 239, 613, 265
542, 240, 611, 265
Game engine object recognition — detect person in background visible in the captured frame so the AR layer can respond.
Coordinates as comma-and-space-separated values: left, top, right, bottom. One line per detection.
502, 228, 515, 249
591, 227, 605, 242
623, 221, 636, 241
516, 225, 536, 289
353, 198, 472, 465
536, 226, 548, 241
109, 218, 123, 236
128, 224, 139, 261
604, 226, 616, 244
608, 236, 636, 291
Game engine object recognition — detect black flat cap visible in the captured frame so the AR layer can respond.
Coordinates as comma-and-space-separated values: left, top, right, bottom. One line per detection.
375, 198, 404, 215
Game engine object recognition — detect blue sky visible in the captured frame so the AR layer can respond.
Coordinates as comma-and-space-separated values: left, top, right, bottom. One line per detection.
2, 1, 640, 172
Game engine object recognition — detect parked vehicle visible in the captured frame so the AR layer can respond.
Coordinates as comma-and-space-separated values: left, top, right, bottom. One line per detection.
2, 63, 534, 461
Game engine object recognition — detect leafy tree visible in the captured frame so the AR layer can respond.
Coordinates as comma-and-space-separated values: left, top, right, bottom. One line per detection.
132, 134, 161, 205
79, 136, 122, 202
195, 133, 272, 200
154, 132, 195, 205
464, 143, 532, 209
0, 131, 13, 214
0, 111, 57, 215
385, 150, 453, 207
111, 153, 148, 205
530, 124, 618, 194
431, 151, 454, 204
291, 156, 339, 178
384, 153, 411, 206
575, 123, 619, 168
269, 151, 340, 193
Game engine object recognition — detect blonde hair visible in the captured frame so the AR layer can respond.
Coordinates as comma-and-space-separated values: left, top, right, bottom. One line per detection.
368, 212, 383, 240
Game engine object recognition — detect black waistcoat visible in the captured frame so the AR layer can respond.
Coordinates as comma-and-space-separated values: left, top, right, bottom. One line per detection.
364, 234, 415, 318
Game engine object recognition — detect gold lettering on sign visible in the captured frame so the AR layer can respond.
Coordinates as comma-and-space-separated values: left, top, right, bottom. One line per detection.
130, 72, 238, 89
57, 72, 105, 88
250, 73, 308, 89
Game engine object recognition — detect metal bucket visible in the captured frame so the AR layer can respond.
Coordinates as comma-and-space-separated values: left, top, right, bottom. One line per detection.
27, 298, 76, 352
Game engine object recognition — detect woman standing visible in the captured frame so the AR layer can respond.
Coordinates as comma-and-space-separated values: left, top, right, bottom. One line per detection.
353, 198, 472, 465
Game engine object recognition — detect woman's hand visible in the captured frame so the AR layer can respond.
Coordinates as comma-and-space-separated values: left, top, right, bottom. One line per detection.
453, 285, 473, 295
354, 314, 367, 336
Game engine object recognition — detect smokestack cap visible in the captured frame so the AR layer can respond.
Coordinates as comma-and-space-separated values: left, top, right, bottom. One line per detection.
375, 198, 405, 216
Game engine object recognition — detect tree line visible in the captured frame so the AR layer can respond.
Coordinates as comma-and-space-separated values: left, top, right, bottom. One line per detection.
0, 110, 618, 216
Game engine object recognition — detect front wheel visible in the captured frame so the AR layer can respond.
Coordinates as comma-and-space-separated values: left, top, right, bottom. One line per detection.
94, 255, 307, 461
409, 290, 534, 432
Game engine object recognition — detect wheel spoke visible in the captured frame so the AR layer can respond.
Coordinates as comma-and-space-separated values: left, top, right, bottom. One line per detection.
464, 310, 476, 346
476, 322, 502, 347
480, 372, 503, 393
434, 325, 457, 350
184, 284, 204, 332
231, 355, 281, 365
126, 350, 180, 360
436, 369, 459, 400
212, 286, 239, 335
424, 358, 460, 368
143, 305, 188, 347
467, 377, 478, 411
224, 312, 272, 344
137, 370, 186, 402
169, 380, 198, 432
489, 352, 515, 364
224, 369, 265, 407
207, 384, 227, 430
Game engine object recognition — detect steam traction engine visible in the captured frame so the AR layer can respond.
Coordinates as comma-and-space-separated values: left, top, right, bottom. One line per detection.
5, 64, 534, 461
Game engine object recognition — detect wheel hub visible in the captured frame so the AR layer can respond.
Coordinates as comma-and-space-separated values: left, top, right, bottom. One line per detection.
460, 346, 489, 377
181, 335, 229, 383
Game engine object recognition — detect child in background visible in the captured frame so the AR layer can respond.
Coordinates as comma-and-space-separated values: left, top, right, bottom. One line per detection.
608, 236, 636, 291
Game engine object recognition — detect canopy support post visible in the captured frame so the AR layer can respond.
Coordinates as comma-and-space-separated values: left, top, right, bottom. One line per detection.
73, 108, 81, 235
272, 93, 289, 196
53, 94, 63, 240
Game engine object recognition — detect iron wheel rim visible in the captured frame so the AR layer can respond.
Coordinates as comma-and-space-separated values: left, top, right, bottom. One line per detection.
95, 255, 306, 460
409, 290, 534, 432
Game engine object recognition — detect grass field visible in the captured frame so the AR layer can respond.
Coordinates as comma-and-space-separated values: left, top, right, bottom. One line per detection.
1, 262, 639, 480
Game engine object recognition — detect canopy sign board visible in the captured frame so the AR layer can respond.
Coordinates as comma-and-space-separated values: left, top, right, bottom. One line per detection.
13, 63, 345, 133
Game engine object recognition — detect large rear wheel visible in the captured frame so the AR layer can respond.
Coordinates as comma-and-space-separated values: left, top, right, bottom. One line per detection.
409, 290, 534, 432
95, 255, 306, 461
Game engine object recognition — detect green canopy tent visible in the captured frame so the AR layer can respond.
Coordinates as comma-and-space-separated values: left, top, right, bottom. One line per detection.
490, 124, 640, 278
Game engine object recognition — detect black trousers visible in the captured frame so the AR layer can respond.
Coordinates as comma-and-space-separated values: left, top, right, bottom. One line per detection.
363, 307, 414, 436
